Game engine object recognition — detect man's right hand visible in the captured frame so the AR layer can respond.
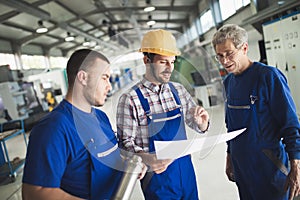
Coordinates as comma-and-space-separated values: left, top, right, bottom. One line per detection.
138, 152, 173, 174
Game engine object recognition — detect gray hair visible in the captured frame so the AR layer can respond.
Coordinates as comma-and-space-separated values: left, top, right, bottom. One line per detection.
212, 24, 248, 50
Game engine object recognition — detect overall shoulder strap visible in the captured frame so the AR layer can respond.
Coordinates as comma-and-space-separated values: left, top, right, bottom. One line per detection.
168, 82, 181, 105
132, 85, 151, 115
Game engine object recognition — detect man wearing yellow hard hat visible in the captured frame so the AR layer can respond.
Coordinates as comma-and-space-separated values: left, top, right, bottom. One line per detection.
116, 29, 210, 199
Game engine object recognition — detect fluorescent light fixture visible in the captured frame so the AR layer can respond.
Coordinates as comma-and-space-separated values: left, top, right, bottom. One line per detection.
65, 32, 75, 42
36, 27, 48, 33
94, 45, 101, 50
144, 6, 155, 12
83, 39, 91, 46
65, 36, 75, 42
83, 41, 90, 46
36, 20, 48, 33
147, 20, 156, 26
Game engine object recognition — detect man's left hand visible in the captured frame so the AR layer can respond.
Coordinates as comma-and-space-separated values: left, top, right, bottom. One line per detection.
285, 159, 300, 200
190, 106, 209, 132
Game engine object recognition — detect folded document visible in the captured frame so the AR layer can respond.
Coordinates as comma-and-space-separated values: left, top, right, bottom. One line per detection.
154, 128, 246, 160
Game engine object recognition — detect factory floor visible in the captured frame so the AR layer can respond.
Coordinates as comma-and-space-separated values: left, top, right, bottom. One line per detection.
5, 85, 298, 200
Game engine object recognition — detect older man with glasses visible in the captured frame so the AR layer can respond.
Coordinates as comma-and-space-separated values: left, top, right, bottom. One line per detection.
212, 24, 300, 200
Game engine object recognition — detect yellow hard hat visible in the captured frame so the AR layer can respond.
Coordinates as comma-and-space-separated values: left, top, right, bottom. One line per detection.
139, 29, 181, 56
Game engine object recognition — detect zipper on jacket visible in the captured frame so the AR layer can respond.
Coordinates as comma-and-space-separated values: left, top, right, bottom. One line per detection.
228, 104, 251, 109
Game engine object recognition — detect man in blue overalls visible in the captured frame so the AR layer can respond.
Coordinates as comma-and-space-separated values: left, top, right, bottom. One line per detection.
22, 49, 145, 200
117, 29, 210, 199
212, 24, 300, 200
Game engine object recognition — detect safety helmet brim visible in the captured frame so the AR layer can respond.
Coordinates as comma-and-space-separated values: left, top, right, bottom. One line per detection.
139, 29, 181, 56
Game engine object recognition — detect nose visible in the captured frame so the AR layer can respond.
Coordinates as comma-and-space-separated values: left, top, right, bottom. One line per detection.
166, 61, 173, 69
221, 56, 230, 64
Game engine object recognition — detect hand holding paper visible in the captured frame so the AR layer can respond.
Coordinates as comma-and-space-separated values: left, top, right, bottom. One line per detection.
154, 128, 246, 160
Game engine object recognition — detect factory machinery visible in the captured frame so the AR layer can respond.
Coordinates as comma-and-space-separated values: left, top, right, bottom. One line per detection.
263, 11, 300, 117
0, 67, 67, 181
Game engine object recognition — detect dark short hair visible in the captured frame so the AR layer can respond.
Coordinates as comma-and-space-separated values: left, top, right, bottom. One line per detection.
66, 49, 110, 88
143, 52, 156, 61
143, 52, 177, 62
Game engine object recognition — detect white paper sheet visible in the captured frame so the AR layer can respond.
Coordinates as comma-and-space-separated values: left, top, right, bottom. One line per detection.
154, 128, 246, 160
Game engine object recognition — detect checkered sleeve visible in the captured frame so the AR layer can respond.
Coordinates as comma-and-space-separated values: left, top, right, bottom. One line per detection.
116, 92, 147, 153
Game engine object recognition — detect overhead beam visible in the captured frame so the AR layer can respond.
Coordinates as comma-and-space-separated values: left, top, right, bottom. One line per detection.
0, 0, 51, 20
54, 0, 107, 34
2, 21, 35, 33
18, 26, 59, 45
53, 1, 123, 50
124, 9, 143, 41
93, 0, 117, 24
46, 40, 65, 49
116, 19, 187, 24
242, 0, 300, 26
83, 5, 195, 14
60, 23, 120, 51
0, 11, 20, 23
118, 26, 183, 33
0, 0, 52, 23
60, 44, 82, 57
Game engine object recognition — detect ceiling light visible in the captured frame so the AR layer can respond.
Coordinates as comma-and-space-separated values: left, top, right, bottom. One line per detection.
277, 1, 285, 5
83, 39, 91, 47
144, 0, 155, 12
144, 6, 155, 12
94, 45, 101, 50
83, 41, 91, 46
147, 20, 156, 26
36, 20, 48, 33
65, 32, 75, 42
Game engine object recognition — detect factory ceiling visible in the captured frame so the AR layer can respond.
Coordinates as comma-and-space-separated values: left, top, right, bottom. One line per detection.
0, 0, 202, 56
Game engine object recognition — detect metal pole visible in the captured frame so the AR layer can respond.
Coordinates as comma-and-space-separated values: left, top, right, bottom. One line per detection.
112, 155, 143, 200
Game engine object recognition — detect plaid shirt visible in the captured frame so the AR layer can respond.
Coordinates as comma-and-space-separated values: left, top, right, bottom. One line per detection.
116, 78, 203, 153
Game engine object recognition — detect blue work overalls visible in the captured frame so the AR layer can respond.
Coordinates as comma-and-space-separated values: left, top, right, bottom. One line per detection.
225, 65, 289, 200
77, 111, 123, 200
134, 83, 198, 200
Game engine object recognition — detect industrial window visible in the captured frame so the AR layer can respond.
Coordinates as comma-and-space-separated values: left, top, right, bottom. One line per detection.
200, 10, 214, 33
50, 57, 68, 69
177, 33, 189, 48
0, 53, 16, 70
219, 0, 250, 20
21, 55, 47, 69
188, 23, 199, 41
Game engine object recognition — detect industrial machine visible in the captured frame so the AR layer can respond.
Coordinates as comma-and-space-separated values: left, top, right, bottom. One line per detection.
263, 11, 300, 117
0, 82, 29, 120
25, 69, 67, 110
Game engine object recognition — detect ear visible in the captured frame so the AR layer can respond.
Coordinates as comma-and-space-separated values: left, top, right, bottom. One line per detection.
242, 42, 249, 55
143, 56, 150, 64
77, 70, 88, 86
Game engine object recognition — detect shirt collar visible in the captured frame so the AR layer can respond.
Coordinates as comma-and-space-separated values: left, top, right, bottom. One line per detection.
141, 77, 169, 93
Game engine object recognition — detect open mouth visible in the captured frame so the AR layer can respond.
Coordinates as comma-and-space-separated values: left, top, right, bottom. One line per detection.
225, 64, 234, 70
162, 72, 171, 76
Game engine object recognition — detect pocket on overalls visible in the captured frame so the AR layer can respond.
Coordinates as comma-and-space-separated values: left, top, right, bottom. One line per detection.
262, 149, 288, 194
227, 104, 251, 131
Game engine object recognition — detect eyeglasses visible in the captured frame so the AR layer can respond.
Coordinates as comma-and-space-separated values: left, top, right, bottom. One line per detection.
215, 49, 240, 63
